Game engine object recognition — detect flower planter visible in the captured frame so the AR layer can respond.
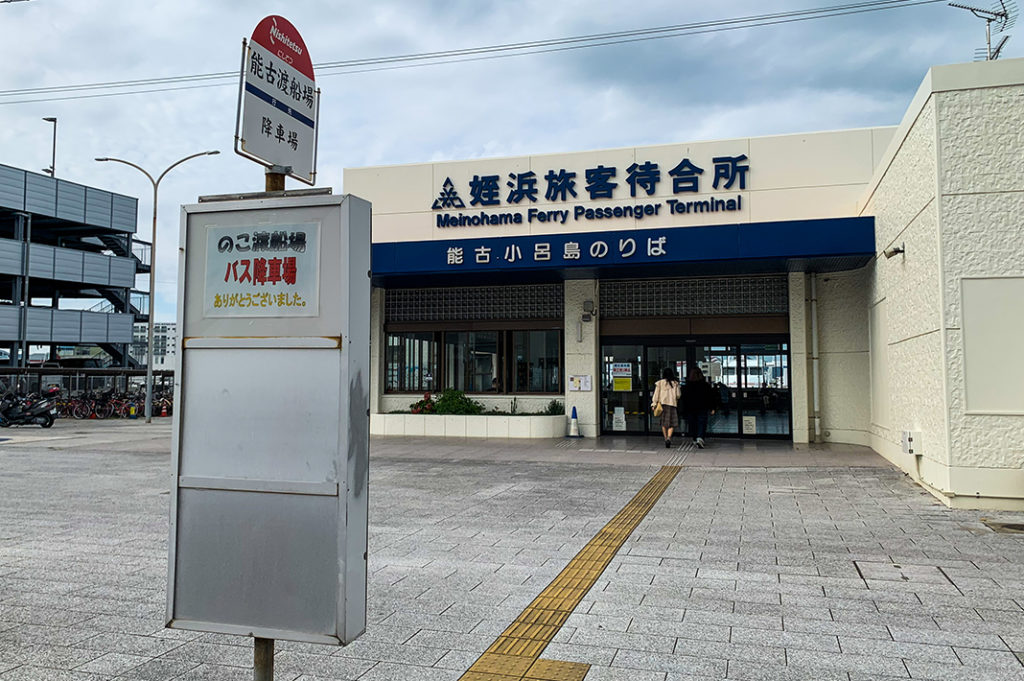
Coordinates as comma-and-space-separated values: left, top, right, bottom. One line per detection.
370, 413, 565, 439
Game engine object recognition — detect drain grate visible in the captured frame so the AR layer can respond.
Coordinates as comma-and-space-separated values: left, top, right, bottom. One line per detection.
981, 518, 1024, 534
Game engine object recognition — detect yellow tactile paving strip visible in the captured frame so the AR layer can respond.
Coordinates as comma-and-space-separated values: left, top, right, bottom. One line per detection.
459, 466, 681, 681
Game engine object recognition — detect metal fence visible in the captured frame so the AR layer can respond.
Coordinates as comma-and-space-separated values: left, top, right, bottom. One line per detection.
0, 368, 174, 396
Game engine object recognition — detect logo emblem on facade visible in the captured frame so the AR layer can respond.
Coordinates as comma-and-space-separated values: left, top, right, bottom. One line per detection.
432, 177, 465, 210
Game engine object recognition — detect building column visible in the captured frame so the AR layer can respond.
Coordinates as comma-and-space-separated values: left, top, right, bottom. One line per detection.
788, 272, 811, 444
564, 279, 600, 437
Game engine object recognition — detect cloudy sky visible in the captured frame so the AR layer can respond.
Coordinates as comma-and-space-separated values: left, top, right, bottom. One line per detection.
0, 0, 1013, 320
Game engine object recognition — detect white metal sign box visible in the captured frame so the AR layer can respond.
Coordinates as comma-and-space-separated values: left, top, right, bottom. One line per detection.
167, 192, 370, 645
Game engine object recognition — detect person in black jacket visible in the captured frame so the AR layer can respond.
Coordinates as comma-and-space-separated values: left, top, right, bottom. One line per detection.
681, 368, 717, 448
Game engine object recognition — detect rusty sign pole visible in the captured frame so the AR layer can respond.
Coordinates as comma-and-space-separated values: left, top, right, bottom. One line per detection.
254, 637, 274, 681
265, 164, 289, 192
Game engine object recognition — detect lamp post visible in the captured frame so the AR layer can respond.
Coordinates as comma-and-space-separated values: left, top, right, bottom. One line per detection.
95, 150, 219, 422
42, 117, 56, 176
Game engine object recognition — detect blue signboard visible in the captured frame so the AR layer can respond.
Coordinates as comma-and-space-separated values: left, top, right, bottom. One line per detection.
372, 217, 875, 278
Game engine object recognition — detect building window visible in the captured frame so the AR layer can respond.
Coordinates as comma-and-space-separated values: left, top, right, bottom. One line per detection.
444, 331, 500, 393
384, 329, 562, 394
385, 332, 438, 393
512, 330, 560, 393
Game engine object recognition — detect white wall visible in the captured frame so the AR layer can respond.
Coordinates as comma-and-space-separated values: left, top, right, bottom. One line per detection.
938, 82, 1024, 503
788, 272, 811, 444
815, 269, 872, 446
858, 58, 1024, 508
564, 279, 600, 438
345, 128, 895, 246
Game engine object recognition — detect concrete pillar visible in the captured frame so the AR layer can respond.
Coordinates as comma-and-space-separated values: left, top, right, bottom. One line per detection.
564, 279, 600, 437
788, 272, 811, 444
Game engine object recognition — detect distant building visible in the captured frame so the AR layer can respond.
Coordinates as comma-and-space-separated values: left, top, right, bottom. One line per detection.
131, 322, 176, 369
0, 164, 148, 367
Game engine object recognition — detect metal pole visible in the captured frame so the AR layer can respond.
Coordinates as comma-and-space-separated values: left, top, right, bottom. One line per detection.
144, 181, 157, 423
254, 637, 274, 681
50, 119, 56, 177
94, 150, 219, 422
810, 274, 822, 443
42, 117, 56, 176
266, 166, 286, 192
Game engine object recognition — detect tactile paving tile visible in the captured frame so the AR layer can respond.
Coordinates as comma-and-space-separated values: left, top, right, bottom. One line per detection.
525, 658, 590, 681
458, 466, 681, 681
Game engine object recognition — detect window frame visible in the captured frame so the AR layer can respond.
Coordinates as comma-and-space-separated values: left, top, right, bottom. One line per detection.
384, 325, 563, 395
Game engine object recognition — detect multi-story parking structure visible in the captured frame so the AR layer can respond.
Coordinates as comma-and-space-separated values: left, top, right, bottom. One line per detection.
0, 164, 145, 367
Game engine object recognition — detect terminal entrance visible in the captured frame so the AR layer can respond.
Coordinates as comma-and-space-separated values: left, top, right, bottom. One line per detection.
600, 337, 791, 439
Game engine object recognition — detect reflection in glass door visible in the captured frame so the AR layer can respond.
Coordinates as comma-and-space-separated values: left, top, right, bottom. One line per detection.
739, 344, 791, 436
645, 346, 687, 433
696, 345, 739, 436
601, 345, 646, 433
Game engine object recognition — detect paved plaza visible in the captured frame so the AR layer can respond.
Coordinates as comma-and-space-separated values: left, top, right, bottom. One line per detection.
1, 421, 1024, 680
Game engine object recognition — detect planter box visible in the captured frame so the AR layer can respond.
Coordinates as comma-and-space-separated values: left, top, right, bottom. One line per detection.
371, 413, 565, 439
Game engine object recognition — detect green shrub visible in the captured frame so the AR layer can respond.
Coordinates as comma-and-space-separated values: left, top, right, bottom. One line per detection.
543, 399, 565, 416
433, 389, 485, 415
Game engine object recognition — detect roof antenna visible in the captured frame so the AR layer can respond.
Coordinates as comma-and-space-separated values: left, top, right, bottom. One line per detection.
949, 0, 1016, 59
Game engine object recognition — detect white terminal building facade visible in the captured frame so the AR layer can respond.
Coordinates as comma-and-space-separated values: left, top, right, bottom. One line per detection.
345, 59, 1024, 510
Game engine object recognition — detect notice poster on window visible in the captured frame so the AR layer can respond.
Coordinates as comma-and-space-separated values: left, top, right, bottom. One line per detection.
613, 407, 626, 431
612, 377, 632, 392
742, 415, 757, 434
611, 362, 632, 378
204, 223, 320, 318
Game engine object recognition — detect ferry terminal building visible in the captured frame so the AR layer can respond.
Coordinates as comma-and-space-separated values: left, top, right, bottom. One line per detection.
344, 59, 1024, 510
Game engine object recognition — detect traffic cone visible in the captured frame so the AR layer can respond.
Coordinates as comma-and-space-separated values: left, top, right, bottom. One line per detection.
161, 404, 168, 417
567, 406, 581, 438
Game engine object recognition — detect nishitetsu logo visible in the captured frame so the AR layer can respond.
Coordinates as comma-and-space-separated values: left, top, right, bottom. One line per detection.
269, 17, 304, 55
432, 177, 465, 209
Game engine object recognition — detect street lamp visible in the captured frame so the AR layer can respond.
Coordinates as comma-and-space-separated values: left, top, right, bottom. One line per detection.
95, 150, 219, 422
42, 117, 56, 176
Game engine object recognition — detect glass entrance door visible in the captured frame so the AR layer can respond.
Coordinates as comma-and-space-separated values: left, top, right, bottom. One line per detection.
739, 343, 791, 436
600, 344, 646, 433
645, 346, 687, 433
600, 338, 791, 438
696, 345, 739, 436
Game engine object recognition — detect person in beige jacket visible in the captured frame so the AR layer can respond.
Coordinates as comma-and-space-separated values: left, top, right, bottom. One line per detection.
651, 367, 682, 448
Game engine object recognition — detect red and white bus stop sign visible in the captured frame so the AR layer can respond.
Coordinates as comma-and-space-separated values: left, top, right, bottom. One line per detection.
235, 15, 318, 185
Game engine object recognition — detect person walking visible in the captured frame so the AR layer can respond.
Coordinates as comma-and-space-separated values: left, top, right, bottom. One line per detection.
681, 368, 717, 448
651, 367, 681, 448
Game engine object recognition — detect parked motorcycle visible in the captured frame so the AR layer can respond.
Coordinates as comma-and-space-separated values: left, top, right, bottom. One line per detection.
0, 386, 59, 428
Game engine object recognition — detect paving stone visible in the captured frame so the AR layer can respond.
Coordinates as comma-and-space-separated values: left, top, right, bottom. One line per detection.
888, 625, 1008, 650
357, 662, 459, 681
0, 667, 113, 681
838, 636, 960, 663
610, 648, 726, 677
120, 657, 199, 681
73, 652, 149, 675
903, 659, 1024, 680
171, 663, 254, 681
273, 651, 376, 678
785, 647, 909, 676
729, 626, 840, 652
6, 427, 1024, 681
724, 658, 850, 681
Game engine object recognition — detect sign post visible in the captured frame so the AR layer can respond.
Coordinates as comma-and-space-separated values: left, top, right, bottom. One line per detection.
235, 15, 319, 189
167, 193, 370, 679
